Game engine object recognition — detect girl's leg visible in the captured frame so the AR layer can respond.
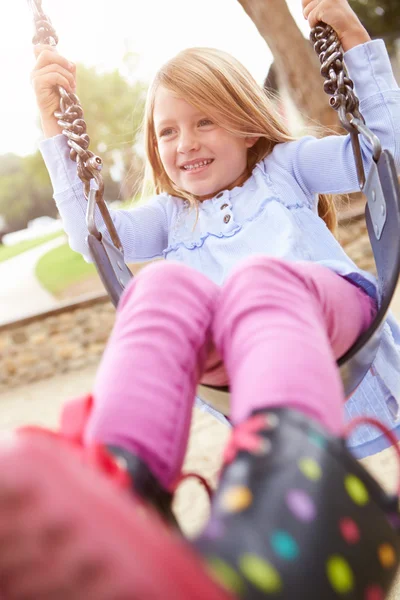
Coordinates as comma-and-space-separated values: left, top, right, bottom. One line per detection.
84, 261, 219, 490
194, 258, 400, 600
213, 256, 376, 433
0, 262, 232, 599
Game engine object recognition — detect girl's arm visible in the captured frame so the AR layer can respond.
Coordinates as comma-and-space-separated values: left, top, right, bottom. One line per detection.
33, 45, 169, 263
271, 39, 399, 197
39, 135, 169, 263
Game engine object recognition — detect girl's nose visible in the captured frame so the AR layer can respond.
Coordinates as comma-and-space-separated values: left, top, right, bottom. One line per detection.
177, 132, 200, 154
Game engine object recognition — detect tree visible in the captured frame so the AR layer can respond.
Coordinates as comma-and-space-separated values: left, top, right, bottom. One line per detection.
0, 61, 148, 233
236, 0, 341, 131
70, 63, 147, 202
349, 0, 399, 54
0, 152, 56, 232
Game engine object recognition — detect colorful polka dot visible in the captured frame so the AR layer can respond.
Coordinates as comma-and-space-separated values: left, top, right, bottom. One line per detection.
344, 475, 369, 506
388, 513, 400, 530
298, 458, 322, 481
364, 584, 384, 600
326, 555, 355, 594
339, 517, 361, 545
202, 517, 225, 540
308, 431, 327, 449
206, 557, 244, 594
220, 486, 253, 513
270, 530, 299, 561
378, 543, 396, 569
239, 553, 282, 593
286, 489, 316, 522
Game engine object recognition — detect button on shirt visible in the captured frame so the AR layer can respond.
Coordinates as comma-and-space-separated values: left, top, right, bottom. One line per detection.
39, 40, 400, 458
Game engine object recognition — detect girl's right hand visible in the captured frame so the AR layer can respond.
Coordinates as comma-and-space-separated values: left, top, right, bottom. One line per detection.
31, 44, 76, 137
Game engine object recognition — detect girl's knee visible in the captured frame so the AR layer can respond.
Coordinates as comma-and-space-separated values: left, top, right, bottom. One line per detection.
119, 260, 217, 311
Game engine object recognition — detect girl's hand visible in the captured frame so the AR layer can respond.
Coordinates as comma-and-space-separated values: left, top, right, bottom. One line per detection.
31, 44, 76, 137
302, 0, 371, 51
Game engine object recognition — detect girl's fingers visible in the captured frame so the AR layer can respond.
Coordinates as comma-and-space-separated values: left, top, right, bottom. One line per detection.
303, 0, 320, 21
307, 6, 324, 28
33, 43, 57, 58
32, 72, 73, 97
31, 63, 76, 93
33, 46, 75, 75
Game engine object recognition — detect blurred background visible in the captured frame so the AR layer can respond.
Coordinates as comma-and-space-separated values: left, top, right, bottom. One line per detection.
0, 0, 399, 547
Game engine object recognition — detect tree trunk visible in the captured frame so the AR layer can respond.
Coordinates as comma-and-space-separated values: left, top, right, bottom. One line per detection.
237, 0, 342, 132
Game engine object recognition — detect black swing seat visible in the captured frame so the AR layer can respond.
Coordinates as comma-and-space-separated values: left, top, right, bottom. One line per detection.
87, 150, 400, 417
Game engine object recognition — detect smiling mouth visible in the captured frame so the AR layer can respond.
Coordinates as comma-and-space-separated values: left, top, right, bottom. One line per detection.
180, 159, 214, 171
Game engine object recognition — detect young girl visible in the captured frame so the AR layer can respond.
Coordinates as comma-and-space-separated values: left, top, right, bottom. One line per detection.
2, 0, 399, 598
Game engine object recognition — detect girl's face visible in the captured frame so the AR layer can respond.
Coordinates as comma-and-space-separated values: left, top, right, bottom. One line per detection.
153, 86, 257, 200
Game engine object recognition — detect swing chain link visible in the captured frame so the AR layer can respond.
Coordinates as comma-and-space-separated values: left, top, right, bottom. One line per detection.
310, 23, 364, 127
28, 0, 124, 251
310, 23, 382, 190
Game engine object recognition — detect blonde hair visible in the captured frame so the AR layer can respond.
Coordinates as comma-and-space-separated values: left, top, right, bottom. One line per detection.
142, 47, 337, 233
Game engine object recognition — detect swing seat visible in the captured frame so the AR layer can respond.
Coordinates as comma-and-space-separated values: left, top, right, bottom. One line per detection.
87, 233, 133, 308
87, 150, 400, 418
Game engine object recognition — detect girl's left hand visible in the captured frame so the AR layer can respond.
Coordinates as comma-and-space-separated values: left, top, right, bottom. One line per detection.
302, 0, 371, 51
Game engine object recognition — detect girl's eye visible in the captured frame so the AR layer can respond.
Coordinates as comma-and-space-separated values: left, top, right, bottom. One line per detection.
159, 128, 174, 137
198, 119, 213, 127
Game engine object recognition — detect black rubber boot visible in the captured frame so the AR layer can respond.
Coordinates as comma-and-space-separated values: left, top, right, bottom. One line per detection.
194, 408, 400, 599
107, 445, 180, 530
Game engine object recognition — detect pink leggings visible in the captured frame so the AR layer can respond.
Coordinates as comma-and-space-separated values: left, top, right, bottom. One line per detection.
84, 257, 375, 489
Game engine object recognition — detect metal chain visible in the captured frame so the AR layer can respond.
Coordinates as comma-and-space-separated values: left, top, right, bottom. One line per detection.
28, 0, 123, 250
28, 0, 103, 196
310, 23, 370, 188
310, 23, 365, 129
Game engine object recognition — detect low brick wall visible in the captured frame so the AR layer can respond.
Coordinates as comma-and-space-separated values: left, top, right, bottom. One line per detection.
0, 213, 373, 393
0, 294, 114, 394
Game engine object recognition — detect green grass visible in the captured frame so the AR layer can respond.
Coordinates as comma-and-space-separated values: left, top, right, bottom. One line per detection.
0, 231, 64, 263
35, 242, 96, 295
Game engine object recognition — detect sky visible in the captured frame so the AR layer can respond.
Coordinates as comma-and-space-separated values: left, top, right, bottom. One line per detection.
2, 0, 310, 157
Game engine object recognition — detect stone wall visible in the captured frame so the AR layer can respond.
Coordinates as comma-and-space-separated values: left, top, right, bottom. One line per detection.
0, 212, 373, 393
0, 294, 114, 394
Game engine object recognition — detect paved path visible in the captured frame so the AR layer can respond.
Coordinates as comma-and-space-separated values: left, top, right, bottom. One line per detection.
0, 236, 66, 325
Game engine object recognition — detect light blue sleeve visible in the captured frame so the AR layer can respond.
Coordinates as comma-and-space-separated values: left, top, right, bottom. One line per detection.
39, 135, 169, 263
270, 39, 400, 197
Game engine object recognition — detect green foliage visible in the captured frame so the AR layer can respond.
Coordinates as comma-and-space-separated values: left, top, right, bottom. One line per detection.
349, 0, 399, 52
76, 64, 146, 156
0, 154, 22, 177
0, 151, 56, 231
72, 63, 147, 201
0, 63, 148, 232
35, 242, 96, 295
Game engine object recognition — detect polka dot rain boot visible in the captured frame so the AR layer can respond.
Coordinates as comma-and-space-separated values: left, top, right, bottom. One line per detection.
194, 407, 400, 599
